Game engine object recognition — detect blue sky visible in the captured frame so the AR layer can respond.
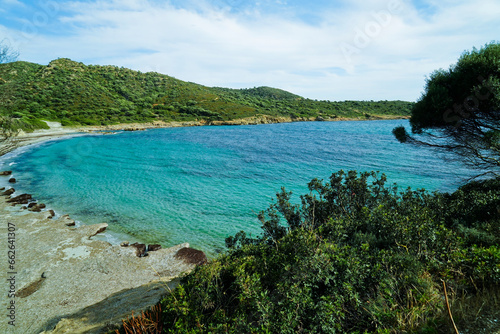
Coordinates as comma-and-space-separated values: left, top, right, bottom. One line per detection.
0, 0, 499, 101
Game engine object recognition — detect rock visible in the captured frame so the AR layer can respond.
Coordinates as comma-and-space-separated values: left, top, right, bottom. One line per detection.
61, 214, 76, 226
120, 241, 130, 247
48, 209, 56, 218
86, 223, 108, 238
0, 170, 12, 176
147, 244, 162, 252
0, 194, 195, 334
130, 243, 147, 257
7, 193, 31, 204
8, 178, 16, 183
174, 247, 207, 266
29, 205, 42, 212
21, 206, 27, 210
1, 188, 15, 196
27, 202, 47, 212
0, 187, 4, 191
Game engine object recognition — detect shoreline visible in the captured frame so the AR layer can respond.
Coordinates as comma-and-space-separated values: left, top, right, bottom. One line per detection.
0, 115, 410, 252
0, 122, 211, 333
0, 114, 409, 158
0, 182, 203, 333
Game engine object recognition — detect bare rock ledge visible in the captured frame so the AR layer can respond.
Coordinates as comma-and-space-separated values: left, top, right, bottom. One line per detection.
0, 194, 199, 334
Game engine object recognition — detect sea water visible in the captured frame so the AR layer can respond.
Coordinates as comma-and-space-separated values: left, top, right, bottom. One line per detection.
0, 120, 475, 254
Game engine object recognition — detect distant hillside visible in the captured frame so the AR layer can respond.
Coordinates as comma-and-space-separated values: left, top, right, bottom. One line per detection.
0, 58, 413, 131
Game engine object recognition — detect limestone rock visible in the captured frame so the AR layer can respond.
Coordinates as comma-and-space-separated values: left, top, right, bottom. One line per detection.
85, 223, 108, 238
0, 196, 195, 333
60, 214, 76, 226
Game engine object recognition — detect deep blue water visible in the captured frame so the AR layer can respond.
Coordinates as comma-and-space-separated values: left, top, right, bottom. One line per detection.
0, 120, 474, 254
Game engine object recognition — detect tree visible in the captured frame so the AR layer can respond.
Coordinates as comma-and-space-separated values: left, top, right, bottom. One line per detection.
0, 39, 20, 152
393, 42, 500, 176
0, 39, 19, 64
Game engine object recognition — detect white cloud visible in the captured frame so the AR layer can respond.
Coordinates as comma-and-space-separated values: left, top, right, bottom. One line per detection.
6, 0, 500, 101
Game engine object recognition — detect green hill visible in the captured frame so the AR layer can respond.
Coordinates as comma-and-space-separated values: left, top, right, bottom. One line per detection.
0, 58, 412, 130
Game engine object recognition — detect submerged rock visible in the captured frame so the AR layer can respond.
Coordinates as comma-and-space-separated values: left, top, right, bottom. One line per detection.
0, 170, 12, 175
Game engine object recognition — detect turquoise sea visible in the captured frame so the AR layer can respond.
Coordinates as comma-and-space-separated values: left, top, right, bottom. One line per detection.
0, 120, 475, 255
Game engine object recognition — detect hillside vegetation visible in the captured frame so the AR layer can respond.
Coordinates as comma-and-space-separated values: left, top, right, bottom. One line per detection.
118, 171, 500, 334
0, 58, 411, 131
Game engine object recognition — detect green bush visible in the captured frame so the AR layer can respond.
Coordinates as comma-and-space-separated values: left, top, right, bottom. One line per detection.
161, 171, 500, 333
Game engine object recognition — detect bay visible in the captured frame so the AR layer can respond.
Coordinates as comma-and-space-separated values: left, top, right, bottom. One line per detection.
0, 120, 474, 255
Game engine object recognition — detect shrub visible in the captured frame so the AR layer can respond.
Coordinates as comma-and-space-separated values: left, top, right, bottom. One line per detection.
160, 172, 500, 333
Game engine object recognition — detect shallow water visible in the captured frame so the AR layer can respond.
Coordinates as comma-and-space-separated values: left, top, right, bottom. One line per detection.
0, 120, 474, 254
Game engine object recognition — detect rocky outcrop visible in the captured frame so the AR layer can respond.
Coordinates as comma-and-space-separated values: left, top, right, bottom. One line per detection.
28, 203, 46, 212
148, 244, 162, 252
60, 214, 76, 226
0, 170, 12, 175
0, 196, 198, 334
1, 188, 15, 196
6, 193, 31, 204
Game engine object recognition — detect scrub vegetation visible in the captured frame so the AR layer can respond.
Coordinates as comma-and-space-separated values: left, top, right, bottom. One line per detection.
146, 171, 498, 333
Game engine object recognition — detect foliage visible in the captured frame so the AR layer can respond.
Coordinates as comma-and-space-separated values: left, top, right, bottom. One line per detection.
160, 171, 500, 333
393, 42, 500, 175
0, 58, 412, 130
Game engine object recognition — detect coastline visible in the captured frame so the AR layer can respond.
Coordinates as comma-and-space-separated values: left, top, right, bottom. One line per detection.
0, 120, 208, 333
0, 187, 202, 333
0, 114, 409, 157
0, 115, 408, 333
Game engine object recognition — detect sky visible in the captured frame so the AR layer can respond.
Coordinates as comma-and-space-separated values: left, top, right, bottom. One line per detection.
0, 0, 499, 101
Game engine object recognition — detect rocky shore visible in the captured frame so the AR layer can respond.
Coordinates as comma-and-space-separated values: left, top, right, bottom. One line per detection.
0, 180, 205, 333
